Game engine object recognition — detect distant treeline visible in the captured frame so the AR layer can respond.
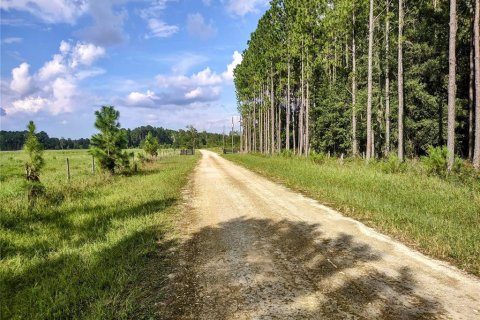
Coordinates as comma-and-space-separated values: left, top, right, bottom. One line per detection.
0, 125, 236, 151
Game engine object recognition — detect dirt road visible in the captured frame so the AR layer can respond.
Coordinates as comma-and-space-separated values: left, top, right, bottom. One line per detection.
160, 150, 480, 319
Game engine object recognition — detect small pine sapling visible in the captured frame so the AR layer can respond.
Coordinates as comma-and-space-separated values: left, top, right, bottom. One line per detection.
143, 132, 159, 159
23, 121, 45, 201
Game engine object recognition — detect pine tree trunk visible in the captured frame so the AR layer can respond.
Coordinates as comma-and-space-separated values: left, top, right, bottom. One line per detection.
286, 61, 291, 150
293, 100, 297, 154
240, 116, 243, 153
473, 0, 480, 169
352, 8, 358, 156
306, 60, 310, 156
278, 95, 282, 152
270, 68, 275, 154
366, 0, 374, 160
398, 0, 405, 161
469, 20, 474, 161
299, 42, 305, 156
385, 0, 391, 157
447, 0, 457, 172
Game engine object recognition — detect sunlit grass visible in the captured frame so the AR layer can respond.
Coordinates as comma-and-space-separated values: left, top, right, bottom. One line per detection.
0, 149, 199, 319
224, 153, 480, 276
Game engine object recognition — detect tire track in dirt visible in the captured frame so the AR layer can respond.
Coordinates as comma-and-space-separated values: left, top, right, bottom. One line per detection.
159, 150, 480, 319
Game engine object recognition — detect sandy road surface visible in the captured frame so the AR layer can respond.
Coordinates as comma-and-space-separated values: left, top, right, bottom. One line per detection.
160, 150, 480, 319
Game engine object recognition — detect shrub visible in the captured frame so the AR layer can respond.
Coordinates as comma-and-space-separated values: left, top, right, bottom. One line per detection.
421, 146, 462, 177
381, 155, 407, 174
280, 149, 294, 158
309, 152, 327, 165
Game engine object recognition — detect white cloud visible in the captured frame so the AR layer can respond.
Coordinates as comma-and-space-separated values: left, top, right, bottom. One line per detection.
226, 0, 267, 16
146, 19, 179, 38
10, 63, 33, 95
38, 54, 67, 81
126, 90, 158, 107
149, 50, 241, 108
140, 1, 178, 39
223, 50, 242, 81
185, 86, 221, 100
187, 13, 217, 40
0, 0, 88, 24
4, 40, 106, 116
192, 68, 223, 85
2, 37, 23, 44
38, 41, 105, 80
157, 67, 223, 88
70, 42, 106, 68
51, 77, 76, 114
11, 96, 49, 113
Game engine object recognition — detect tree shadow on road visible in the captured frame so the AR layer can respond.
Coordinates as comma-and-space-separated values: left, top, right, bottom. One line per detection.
157, 217, 444, 319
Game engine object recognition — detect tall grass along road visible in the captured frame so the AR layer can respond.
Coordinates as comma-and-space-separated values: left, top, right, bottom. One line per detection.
159, 150, 480, 319
0, 150, 199, 319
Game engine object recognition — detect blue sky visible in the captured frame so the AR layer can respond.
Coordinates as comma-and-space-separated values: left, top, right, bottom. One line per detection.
0, 0, 267, 138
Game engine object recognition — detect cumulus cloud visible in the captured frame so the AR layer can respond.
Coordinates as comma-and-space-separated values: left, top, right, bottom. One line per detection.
157, 67, 223, 88
226, 0, 267, 16
187, 13, 217, 40
3, 40, 106, 116
126, 90, 159, 107
10, 63, 33, 95
223, 50, 242, 81
11, 96, 49, 113
124, 50, 241, 110
70, 42, 106, 68
38, 54, 67, 81
185, 86, 221, 100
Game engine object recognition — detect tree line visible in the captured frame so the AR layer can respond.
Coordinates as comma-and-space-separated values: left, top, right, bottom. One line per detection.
234, 0, 480, 170
1, 125, 228, 151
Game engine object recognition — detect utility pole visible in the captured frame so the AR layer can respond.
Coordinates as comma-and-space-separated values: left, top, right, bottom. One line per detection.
231, 117, 234, 151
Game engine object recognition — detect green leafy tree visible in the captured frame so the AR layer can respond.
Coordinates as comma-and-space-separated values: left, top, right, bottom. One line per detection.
143, 132, 159, 158
186, 125, 198, 149
23, 121, 45, 200
89, 106, 129, 174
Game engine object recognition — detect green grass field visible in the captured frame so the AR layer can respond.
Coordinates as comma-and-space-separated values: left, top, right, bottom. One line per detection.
223, 153, 480, 276
0, 149, 199, 319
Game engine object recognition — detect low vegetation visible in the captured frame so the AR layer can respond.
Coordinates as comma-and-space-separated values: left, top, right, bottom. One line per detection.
224, 152, 480, 276
0, 149, 199, 319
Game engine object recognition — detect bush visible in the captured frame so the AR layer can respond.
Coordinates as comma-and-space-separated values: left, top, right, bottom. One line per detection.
309, 152, 327, 165
280, 149, 294, 158
421, 146, 462, 177
381, 155, 407, 174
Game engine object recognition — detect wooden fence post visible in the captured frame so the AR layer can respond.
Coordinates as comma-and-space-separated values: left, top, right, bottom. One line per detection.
66, 158, 70, 182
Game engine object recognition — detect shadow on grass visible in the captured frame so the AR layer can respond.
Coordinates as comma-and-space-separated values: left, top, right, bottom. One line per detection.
1, 224, 179, 319
0, 194, 179, 319
0, 197, 177, 258
158, 217, 444, 319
